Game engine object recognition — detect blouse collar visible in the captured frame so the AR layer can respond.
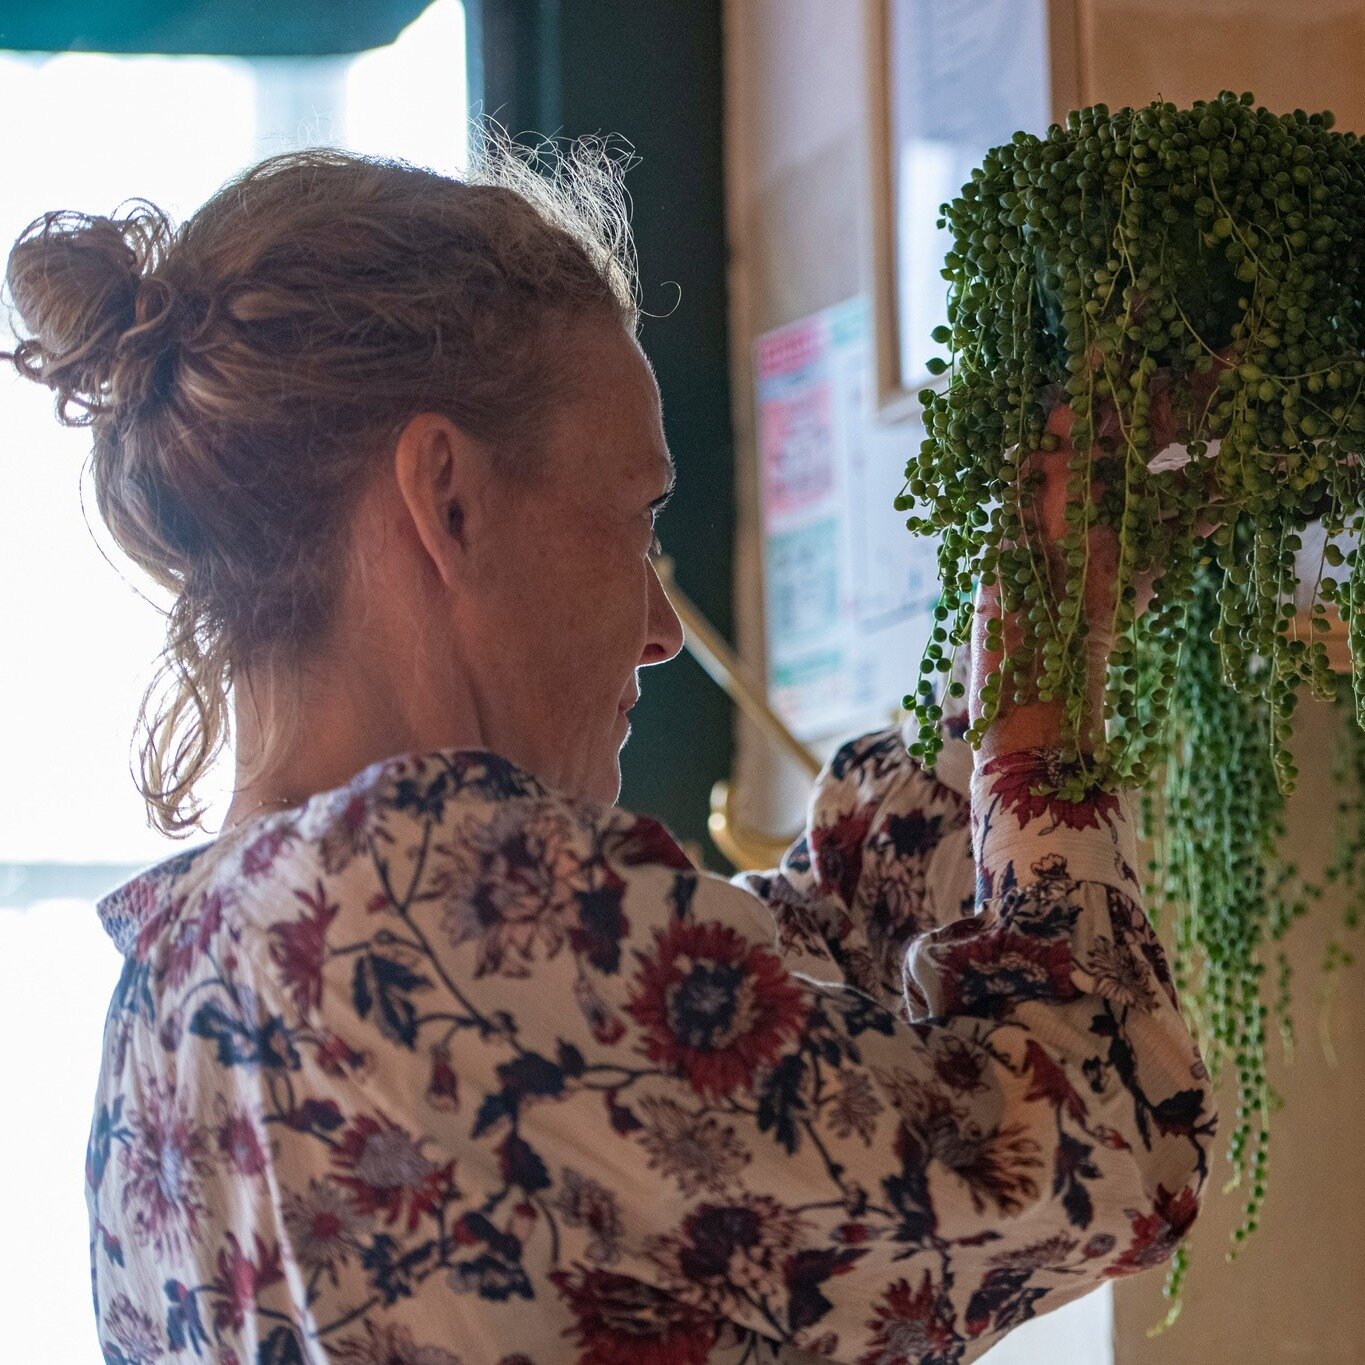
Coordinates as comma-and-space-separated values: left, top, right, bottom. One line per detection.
95, 746, 551, 956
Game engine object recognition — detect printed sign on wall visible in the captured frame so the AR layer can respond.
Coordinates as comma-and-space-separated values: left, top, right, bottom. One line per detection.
756, 296, 944, 740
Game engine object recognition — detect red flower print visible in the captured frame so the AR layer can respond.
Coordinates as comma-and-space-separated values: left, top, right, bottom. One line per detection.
646, 1195, 809, 1316
826, 1069, 883, 1144
240, 822, 295, 881
313, 1030, 369, 1078
267, 879, 338, 1016
281, 1178, 373, 1285
931, 924, 1080, 1017
118, 1074, 213, 1257
835, 1222, 873, 1246
603, 812, 696, 870
216, 1106, 269, 1177
208, 1231, 284, 1333
1106, 1184, 1200, 1278
931, 1035, 990, 1096
893, 1091, 1043, 1220
1032, 852, 1068, 880
554, 1167, 624, 1264
316, 788, 378, 875
1021, 1040, 1088, 1124
153, 888, 232, 989
1093, 1125, 1132, 1151
1084, 935, 1159, 1011
636, 1096, 751, 1196
439, 804, 585, 977
331, 1114, 457, 1232
549, 1263, 722, 1365
627, 920, 809, 1101
426, 1044, 460, 1111
810, 805, 873, 907
105, 1293, 165, 1362
162, 931, 199, 990
980, 748, 1122, 834
860, 1270, 961, 1365
986, 1231, 1077, 1273
132, 889, 184, 964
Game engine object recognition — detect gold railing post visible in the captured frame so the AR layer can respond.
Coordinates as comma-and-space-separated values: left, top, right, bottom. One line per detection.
652, 554, 820, 870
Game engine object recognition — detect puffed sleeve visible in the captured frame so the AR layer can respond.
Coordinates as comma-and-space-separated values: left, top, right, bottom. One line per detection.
396, 740, 1216, 1359
733, 719, 978, 1022
733, 643, 980, 1020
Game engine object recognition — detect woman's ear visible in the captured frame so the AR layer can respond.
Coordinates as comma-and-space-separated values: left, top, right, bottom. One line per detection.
393, 412, 484, 589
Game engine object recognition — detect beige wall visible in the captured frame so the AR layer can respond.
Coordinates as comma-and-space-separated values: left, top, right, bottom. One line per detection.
724, 0, 875, 842
1075, 0, 1365, 126
723, 1, 1365, 1359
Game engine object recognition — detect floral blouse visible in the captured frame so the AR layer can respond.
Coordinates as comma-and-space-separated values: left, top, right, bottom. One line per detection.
87, 673, 1214, 1365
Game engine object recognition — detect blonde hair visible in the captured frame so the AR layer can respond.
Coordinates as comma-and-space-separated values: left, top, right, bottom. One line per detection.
2, 133, 639, 836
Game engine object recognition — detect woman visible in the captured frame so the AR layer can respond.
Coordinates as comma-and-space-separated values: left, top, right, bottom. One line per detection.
5, 141, 1212, 1363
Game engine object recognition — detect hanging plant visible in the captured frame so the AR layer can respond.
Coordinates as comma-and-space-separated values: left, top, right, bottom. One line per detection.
901, 90, 1365, 799
1136, 546, 1365, 1318
1137, 542, 1311, 1317
902, 91, 1365, 1316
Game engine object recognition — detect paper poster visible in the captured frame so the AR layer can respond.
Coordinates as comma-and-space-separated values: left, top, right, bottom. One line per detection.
756, 297, 943, 739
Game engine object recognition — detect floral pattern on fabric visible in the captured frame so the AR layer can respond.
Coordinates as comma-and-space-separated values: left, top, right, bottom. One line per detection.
88, 675, 1213, 1364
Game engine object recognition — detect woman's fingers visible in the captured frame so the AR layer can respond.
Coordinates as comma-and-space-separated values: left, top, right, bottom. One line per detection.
1023, 380, 1234, 635
1044, 400, 1075, 442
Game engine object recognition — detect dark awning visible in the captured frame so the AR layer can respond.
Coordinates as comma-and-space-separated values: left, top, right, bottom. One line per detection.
0, 1, 438, 58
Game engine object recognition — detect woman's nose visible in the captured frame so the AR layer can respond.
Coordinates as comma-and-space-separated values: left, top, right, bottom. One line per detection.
642, 558, 685, 666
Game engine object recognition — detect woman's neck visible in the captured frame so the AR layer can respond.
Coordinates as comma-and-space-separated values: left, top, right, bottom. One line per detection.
220, 653, 479, 833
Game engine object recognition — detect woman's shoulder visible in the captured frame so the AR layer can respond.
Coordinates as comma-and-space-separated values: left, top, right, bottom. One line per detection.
95, 745, 697, 967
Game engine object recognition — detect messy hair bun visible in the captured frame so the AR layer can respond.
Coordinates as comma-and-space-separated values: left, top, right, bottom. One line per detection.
1, 139, 638, 836
5, 202, 181, 425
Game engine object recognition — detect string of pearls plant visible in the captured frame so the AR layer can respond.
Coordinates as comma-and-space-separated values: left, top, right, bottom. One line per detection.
901, 91, 1365, 799
1138, 550, 1365, 1319
1138, 545, 1305, 1316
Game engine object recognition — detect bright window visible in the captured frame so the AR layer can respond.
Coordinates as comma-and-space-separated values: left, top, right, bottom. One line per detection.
0, 7, 466, 1359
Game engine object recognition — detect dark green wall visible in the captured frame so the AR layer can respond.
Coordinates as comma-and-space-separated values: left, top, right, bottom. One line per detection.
473, 0, 736, 862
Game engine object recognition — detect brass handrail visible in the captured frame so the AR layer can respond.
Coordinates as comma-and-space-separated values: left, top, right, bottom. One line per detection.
653, 555, 822, 780
653, 554, 820, 869
708, 779, 799, 871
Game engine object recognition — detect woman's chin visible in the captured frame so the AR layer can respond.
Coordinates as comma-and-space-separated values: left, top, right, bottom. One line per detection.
592, 761, 625, 806
574, 725, 628, 806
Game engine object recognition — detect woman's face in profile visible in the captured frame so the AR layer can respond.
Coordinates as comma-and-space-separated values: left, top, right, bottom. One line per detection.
454, 322, 685, 803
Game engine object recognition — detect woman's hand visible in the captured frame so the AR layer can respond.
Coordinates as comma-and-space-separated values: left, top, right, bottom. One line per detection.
1014, 384, 1225, 655
970, 373, 1225, 757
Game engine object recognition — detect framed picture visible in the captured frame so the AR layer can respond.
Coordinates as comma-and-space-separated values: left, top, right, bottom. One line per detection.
867, 0, 1086, 420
